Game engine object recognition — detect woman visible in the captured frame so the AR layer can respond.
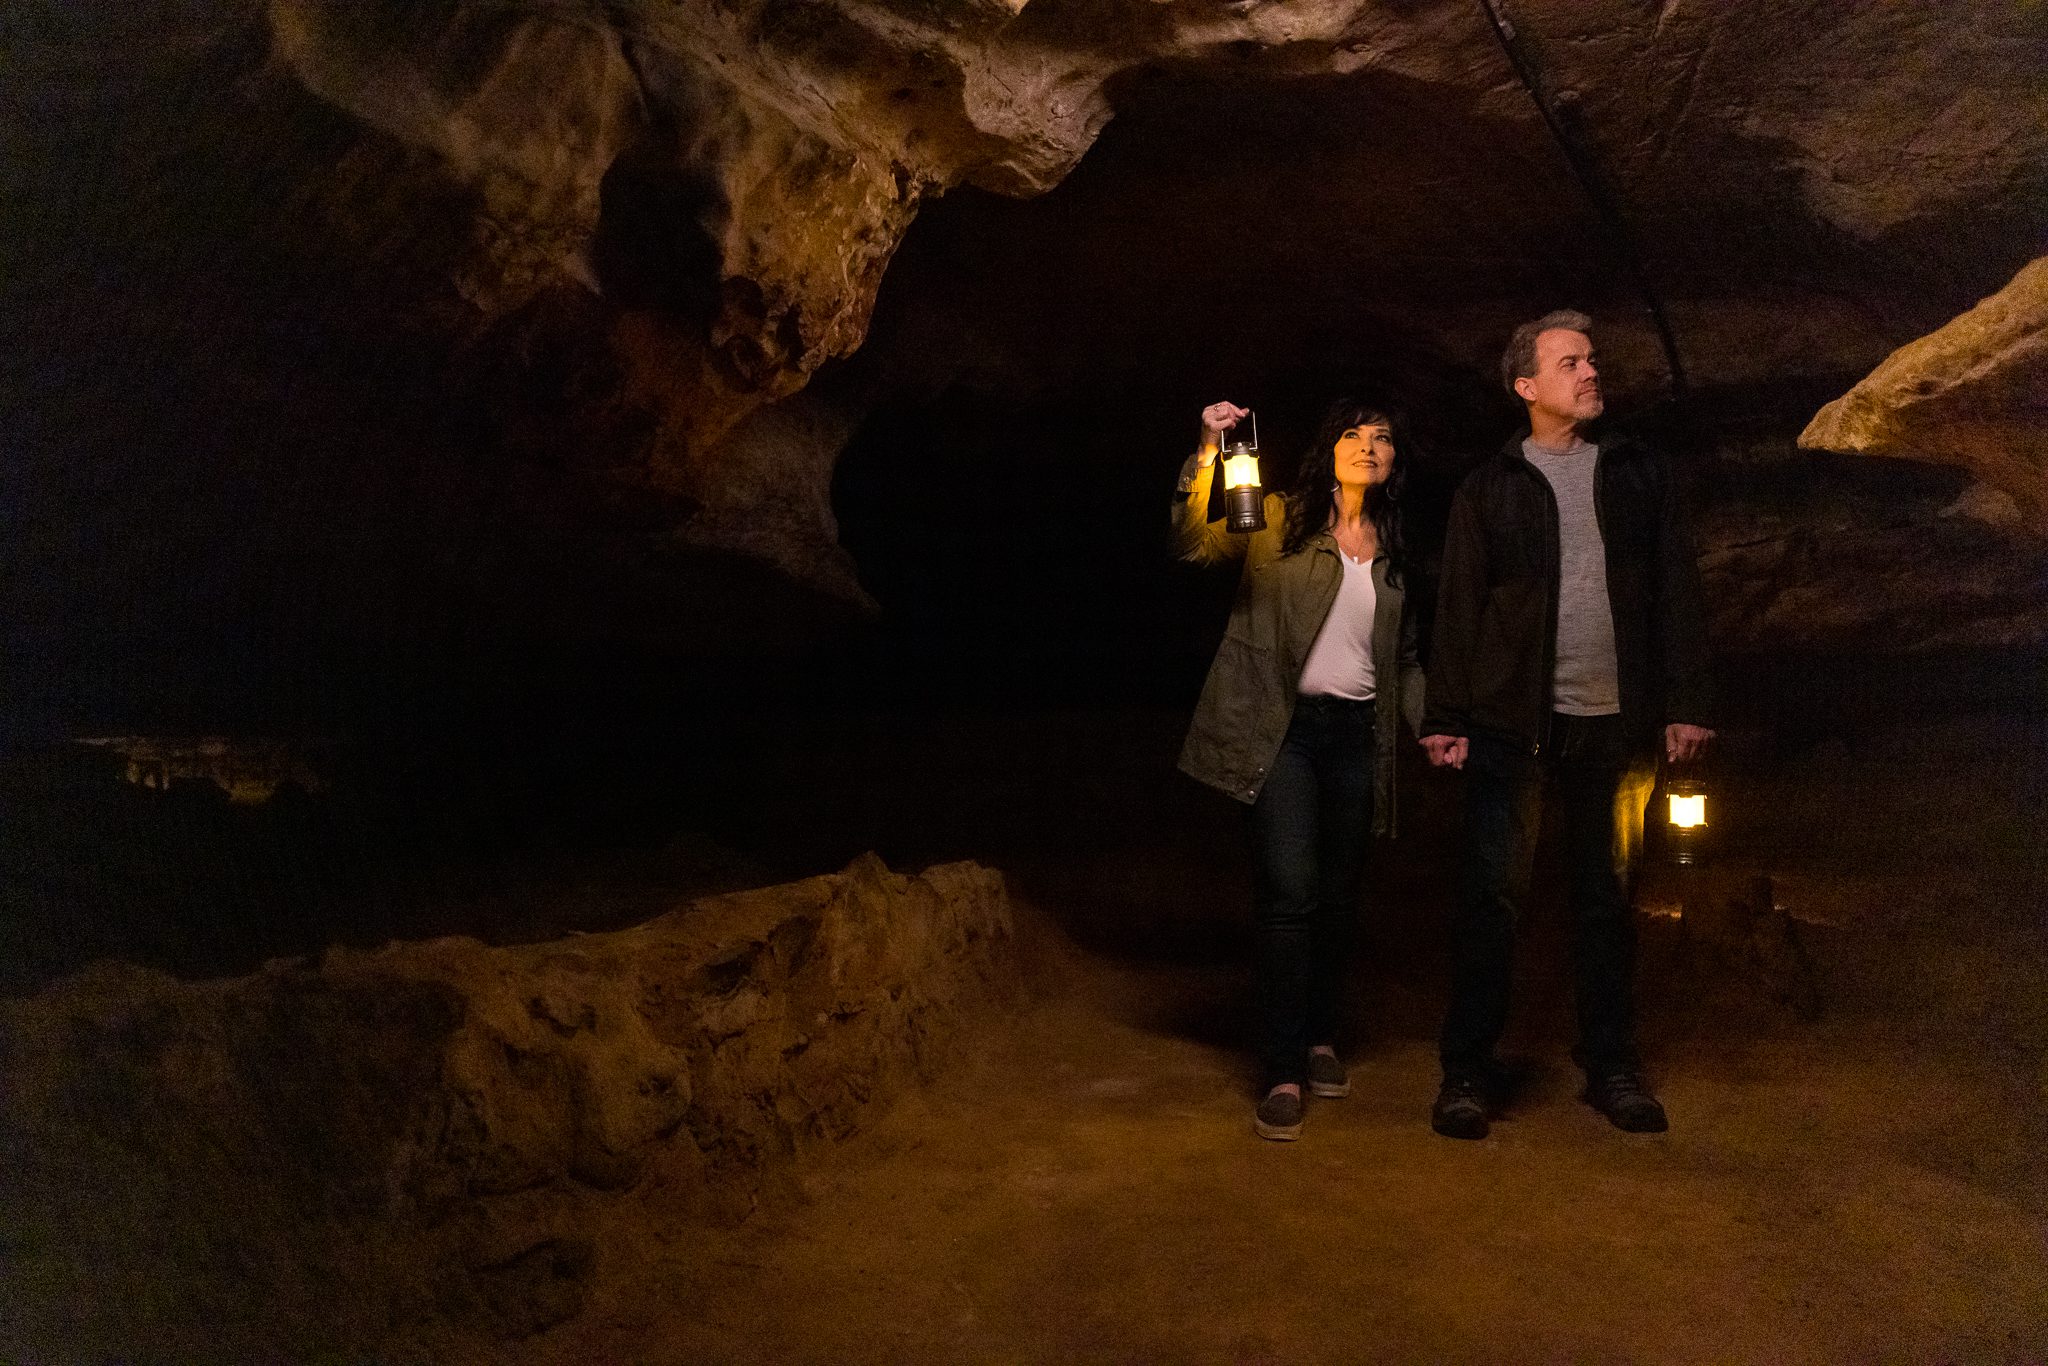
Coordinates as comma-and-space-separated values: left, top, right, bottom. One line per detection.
1173, 397, 1423, 1141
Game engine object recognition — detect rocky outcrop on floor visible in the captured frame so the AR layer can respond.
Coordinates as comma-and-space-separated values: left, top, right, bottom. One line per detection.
0, 855, 1016, 1358
1799, 256, 2048, 536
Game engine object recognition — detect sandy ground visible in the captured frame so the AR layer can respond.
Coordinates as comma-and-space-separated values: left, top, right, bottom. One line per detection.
518, 917, 2047, 1364
7, 699, 2042, 1361
440, 706, 2047, 1363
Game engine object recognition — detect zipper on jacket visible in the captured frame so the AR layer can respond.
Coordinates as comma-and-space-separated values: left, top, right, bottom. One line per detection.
1588, 440, 1654, 748
1591, 440, 1615, 750
1508, 444, 1563, 757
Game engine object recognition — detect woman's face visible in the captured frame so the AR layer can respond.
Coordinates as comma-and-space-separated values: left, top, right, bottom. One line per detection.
1333, 421, 1396, 492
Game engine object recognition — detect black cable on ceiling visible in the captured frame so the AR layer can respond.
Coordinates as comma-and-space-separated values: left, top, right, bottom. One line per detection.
1476, 0, 1690, 396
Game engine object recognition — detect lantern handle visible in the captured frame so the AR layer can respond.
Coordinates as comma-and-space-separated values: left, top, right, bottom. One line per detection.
1226, 409, 1259, 455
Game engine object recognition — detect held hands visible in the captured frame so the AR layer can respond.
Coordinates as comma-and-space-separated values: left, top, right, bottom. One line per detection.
1201, 401, 1250, 450
1665, 723, 1714, 765
1426, 727, 1711, 767
1422, 734, 1468, 770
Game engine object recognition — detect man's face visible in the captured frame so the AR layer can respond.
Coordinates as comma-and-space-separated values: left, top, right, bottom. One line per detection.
1514, 328, 1604, 425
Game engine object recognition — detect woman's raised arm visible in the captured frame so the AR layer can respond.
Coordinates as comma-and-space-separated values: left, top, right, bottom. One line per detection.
1171, 401, 1252, 565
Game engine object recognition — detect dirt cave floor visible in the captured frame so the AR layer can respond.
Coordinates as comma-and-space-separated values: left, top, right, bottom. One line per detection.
501, 714, 2047, 1364
521, 961, 2045, 1364
6, 680, 2044, 1362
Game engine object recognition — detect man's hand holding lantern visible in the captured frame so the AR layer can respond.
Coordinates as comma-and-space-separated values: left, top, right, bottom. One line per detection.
1665, 723, 1714, 765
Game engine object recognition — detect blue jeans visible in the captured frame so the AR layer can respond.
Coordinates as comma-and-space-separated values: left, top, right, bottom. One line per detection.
1439, 712, 1657, 1081
1250, 695, 1376, 1091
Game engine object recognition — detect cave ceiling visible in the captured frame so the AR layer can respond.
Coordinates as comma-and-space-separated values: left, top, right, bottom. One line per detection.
4, 0, 2045, 694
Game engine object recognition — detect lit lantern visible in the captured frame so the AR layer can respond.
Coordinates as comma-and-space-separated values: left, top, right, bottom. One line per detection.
1665, 776, 1708, 866
1218, 410, 1267, 533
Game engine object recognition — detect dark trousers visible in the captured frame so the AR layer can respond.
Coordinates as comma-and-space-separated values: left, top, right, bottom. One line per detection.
1250, 695, 1376, 1091
1440, 712, 1657, 1082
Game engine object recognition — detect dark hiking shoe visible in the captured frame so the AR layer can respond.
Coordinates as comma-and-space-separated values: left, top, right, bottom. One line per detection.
1585, 1072, 1669, 1133
1431, 1076, 1489, 1140
1307, 1052, 1350, 1099
1253, 1088, 1304, 1141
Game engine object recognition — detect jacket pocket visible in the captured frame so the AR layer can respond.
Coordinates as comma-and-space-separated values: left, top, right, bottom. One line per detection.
1183, 636, 1283, 794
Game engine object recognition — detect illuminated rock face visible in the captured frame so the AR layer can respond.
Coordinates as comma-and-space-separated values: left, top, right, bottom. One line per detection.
75, 736, 331, 803
1799, 257, 2048, 537
0, 856, 1015, 1354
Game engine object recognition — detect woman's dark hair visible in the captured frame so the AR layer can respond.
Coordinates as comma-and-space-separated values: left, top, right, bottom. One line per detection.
1280, 397, 1411, 586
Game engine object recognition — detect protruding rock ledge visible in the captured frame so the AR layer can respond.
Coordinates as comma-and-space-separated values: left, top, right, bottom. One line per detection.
1800, 255, 2048, 536
0, 855, 1016, 1356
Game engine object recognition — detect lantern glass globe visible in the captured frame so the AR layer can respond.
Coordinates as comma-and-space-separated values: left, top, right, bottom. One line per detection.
1223, 450, 1261, 491
1668, 792, 1706, 829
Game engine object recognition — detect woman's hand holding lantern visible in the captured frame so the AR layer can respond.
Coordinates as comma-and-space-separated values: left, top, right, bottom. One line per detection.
1201, 401, 1250, 451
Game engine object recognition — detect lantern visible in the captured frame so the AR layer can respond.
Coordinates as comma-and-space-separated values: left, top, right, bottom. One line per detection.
1218, 410, 1266, 533
1664, 776, 1707, 866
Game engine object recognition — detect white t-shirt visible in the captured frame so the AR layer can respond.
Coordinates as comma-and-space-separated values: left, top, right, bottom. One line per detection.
1296, 551, 1378, 700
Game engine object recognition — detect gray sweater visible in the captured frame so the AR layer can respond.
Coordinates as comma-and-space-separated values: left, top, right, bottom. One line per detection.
1522, 436, 1620, 716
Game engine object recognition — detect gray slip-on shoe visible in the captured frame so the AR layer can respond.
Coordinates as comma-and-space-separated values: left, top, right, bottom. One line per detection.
1307, 1051, 1351, 1099
1253, 1088, 1304, 1141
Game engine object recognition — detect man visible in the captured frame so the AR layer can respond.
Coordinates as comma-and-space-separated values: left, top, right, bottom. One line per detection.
1421, 309, 1714, 1139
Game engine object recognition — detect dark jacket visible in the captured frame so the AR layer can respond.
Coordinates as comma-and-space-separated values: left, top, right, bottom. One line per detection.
1172, 453, 1424, 834
1422, 430, 1714, 755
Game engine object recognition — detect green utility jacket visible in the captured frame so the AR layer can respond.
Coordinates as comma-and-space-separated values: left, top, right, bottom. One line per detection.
1172, 452, 1425, 835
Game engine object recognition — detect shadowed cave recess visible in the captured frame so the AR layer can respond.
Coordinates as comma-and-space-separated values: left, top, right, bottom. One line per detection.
3, 0, 2046, 1359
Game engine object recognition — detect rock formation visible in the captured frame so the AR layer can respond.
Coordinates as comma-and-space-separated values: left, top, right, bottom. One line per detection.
7, 0, 2045, 684
74, 735, 332, 803
0, 855, 1016, 1356
1692, 415, 2048, 657
1799, 255, 2048, 537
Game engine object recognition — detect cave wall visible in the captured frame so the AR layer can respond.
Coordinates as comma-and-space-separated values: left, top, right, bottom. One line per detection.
0, 855, 1015, 1355
7, 0, 2046, 734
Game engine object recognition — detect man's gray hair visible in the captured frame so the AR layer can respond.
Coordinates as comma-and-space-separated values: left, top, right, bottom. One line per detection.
1501, 309, 1594, 395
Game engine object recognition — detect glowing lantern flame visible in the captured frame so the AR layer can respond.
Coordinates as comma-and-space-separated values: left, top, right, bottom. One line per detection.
1668, 792, 1706, 829
1223, 449, 1263, 491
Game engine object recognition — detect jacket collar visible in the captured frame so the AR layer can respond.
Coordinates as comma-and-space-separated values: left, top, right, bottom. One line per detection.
1498, 422, 1639, 463
1300, 528, 1389, 565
